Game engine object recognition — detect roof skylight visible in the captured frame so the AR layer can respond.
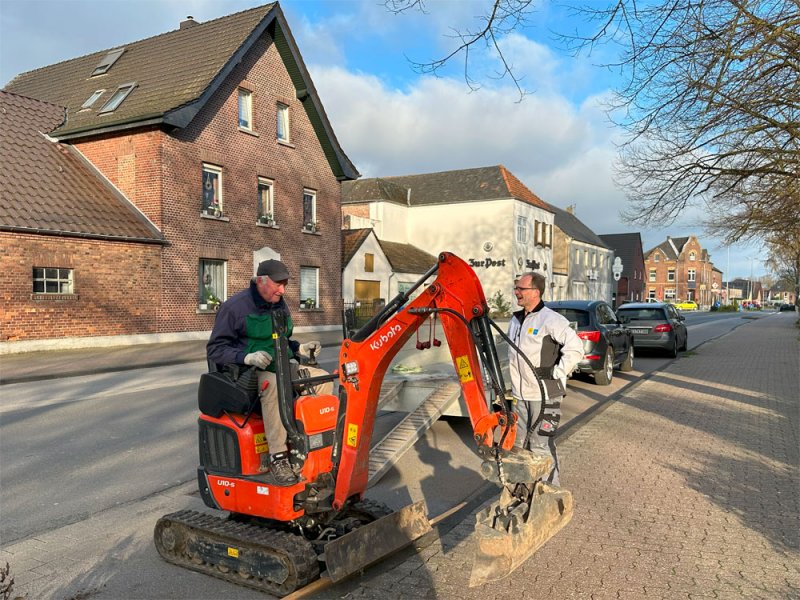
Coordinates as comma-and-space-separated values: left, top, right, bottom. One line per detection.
80, 89, 105, 109
98, 83, 136, 113
91, 48, 125, 76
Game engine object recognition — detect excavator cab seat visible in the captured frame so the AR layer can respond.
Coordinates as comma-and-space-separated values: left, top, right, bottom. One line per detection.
198, 364, 261, 418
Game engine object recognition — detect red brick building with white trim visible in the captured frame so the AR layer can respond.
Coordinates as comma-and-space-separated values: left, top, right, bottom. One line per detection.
2, 4, 357, 349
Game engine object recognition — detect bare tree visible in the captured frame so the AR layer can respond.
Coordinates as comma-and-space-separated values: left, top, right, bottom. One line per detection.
765, 229, 800, 306
569, 0, 800, 243
384, 0, 535, 100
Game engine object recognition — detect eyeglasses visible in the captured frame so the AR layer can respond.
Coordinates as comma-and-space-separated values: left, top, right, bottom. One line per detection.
513, 286, 536, 292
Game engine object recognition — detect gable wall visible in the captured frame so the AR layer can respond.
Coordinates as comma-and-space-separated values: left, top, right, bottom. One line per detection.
74, 128, 165, 228
342, 234, 391, 302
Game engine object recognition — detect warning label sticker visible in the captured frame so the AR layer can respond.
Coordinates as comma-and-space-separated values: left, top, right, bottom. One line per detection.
347, 424, 359, 448
254, 432, 268, 454
456, 356, 473, 382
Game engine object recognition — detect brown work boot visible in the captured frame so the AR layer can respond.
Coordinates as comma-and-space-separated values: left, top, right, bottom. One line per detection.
269, 453, 297, 486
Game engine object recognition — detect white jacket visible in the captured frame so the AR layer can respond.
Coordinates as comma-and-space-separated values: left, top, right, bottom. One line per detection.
507, 304, 584, 403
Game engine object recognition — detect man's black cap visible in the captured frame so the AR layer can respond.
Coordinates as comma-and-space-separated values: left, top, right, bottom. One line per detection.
257, 259, 290, 281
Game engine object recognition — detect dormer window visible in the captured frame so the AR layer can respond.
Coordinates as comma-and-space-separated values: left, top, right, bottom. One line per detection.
81, 89, 105, 109
91, 48, 125, 76
98, 82, 136, 113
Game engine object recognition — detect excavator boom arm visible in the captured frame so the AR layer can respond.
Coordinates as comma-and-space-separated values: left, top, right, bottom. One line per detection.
333, 252, 516, 508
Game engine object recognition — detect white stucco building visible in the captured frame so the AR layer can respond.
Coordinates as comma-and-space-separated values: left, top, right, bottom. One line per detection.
342, 165, 556, 308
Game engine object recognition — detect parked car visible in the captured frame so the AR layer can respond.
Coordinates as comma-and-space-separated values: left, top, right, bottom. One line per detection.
549, 300, 634, 385
673, 300, 698, 311
779, 303, 796, 312
617, 302, 688, 358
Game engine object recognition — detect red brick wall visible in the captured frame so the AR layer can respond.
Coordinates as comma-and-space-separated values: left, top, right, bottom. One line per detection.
644, 237, 718, 305
76, 129, 164, 228
69, 28, 343, 337
1, 232, 161, 341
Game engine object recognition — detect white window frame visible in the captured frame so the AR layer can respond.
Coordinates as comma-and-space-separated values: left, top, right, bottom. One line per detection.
688, 269, 696, 282
665, 288, 676, 299
202, 163, 223, 215
649, 269, 656, 282
648, 288, 657, 300
98, 82, 136, 113
517, 216, 528, 243
81, 89, 105, 109
544, 223, 552, 248
654, 253, 660, 262
277, 102, 290, 142
199, 259, 227, 310
300, 266, 319, 309
257, 177, 274, 224
689, 251, 697, 261
238, 88, 253, 130
33, 267, 74, 294
302, 189, 317, 231
668, 268, 675, 282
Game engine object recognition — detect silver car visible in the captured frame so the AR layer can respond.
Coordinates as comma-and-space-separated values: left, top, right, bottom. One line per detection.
617, 302, 688, 357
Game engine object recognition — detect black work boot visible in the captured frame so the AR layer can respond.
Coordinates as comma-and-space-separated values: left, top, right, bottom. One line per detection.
269, 452, 297, 486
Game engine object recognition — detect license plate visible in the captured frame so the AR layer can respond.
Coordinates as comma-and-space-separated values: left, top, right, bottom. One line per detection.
630, 328, 648, 335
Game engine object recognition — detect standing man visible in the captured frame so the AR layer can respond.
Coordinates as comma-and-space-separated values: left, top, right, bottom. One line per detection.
207, 259, 332, 486
507, 272, 583, 486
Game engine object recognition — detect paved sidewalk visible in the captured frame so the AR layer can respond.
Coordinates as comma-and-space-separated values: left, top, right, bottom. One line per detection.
315, 313, 800, 599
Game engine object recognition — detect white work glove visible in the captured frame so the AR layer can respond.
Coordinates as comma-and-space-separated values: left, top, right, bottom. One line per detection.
244, 351, 272, 370
298, 341, 321, 357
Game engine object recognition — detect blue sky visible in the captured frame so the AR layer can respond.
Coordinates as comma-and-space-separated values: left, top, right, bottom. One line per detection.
0, 0, 765, 280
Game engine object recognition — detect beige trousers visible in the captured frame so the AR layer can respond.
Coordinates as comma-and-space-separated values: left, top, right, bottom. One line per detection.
257, 365, 334, 454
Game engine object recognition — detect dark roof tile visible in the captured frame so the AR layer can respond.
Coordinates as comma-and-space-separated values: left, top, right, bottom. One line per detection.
0, 90, 164, 243
343, 165, 552, 211
342, 228, 373, 266
547, 204, 609, 248
378, 240, 438, 273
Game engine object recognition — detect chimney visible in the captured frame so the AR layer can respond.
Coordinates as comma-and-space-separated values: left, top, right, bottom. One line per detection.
180, 16, 199, 29
566, 204, 575, 215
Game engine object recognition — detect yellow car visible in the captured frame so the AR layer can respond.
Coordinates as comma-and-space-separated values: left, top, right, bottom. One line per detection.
673, 300, 698, 311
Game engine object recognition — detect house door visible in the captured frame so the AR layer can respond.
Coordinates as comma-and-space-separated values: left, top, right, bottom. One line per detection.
354, 280, 381, 303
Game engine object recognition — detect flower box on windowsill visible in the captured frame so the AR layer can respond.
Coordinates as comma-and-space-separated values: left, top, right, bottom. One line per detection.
302, 222, 320, 234
201, 211, 229, 222
257, 215, 276, 227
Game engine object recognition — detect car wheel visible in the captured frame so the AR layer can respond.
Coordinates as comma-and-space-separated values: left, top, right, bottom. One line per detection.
594, 348, 613, 385
620, 344, 634, 372
668, 337, 679, 358
680, 333, 688, 351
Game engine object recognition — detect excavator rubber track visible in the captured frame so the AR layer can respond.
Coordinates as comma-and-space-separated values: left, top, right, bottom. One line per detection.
154, 509, 319, 597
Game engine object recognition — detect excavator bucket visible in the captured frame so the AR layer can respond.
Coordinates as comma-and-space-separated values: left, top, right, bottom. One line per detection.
323, 501, 432, 582
469, 449, 574, 587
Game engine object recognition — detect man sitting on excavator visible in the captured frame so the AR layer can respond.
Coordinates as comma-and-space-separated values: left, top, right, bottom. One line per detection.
207, 259, 332, 485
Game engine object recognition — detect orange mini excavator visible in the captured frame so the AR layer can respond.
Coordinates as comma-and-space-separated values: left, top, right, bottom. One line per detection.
154, 252, 572, 595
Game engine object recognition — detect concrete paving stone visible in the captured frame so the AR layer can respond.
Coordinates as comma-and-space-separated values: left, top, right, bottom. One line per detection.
2, 538, 46, 557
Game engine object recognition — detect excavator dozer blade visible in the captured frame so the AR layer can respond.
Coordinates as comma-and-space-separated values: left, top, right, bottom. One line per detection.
324, 500, 432, 582
469, 481, 573, 587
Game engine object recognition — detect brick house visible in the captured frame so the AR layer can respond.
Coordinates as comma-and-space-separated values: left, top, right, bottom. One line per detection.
643, 236, 721, 307
2, 3, 358, 349
0, 90, 166, 343
342, 166, 555, 306
599, 233, 646, 307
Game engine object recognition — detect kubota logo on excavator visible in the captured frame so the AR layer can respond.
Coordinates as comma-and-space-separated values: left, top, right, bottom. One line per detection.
369, 324, 402, 351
